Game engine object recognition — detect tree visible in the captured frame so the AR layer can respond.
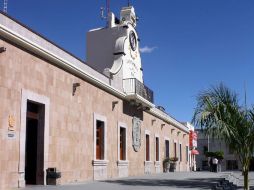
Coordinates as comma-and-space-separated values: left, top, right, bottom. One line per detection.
192, 83, 254, 190
205, 151, 224, 160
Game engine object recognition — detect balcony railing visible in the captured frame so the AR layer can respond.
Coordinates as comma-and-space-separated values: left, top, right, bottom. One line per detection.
123, 78, 154, 103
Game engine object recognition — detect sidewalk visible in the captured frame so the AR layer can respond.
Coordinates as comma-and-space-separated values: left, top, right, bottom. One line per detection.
21, 172, 227, 190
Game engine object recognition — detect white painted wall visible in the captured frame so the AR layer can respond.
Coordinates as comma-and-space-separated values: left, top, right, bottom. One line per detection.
86, 6, 143, 86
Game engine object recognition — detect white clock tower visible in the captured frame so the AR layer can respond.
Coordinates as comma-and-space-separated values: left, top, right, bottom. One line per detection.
86, 6, 143, 87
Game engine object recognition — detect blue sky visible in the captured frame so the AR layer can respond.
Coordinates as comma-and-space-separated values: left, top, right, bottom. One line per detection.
3, 0, 254, 122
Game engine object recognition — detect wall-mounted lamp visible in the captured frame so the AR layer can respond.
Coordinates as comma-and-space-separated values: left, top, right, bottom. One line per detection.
183, 133, 186, 138
0, 47, 6, 53
112, 101, 119, 110
130, 99, 136, 106
177, 131, 181, 136
72, 83, 80, 96
171, 128, 175, 134
151, 119, 156, 125
143, 107, 150, 111
161, 123, 165, 129
137, 103, 143, 110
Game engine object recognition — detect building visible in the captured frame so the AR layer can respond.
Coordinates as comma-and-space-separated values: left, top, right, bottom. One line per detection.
195, 129, 241, 171
0, 6, 190, 189
183, 122, 198, 171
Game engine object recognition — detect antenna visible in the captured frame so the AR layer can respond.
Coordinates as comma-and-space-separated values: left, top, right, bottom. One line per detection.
244, 81, 247, 114
100, 7, 106, 20
100, 0, 110, 20
106, 0, 110, 15
3, 0, 8, 13
128, 0, 131, 7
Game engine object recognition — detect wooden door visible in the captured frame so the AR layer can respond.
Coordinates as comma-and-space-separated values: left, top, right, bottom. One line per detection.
156, 138, 159, 161
174, 142, 177, 158
25, 101, 45, 185
96, 121, 104, 160
146, 135, 150, 161
165, 140, 169, 158
120, 128, 124, 160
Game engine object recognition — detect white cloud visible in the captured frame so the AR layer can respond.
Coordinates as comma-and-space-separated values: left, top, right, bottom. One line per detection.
139, 46, 157, 53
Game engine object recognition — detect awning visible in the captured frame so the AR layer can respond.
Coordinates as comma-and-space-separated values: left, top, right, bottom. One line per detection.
191, 149, 199, 155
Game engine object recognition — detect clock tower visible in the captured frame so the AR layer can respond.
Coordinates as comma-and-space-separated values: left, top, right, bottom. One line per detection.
86, 6, 143, 87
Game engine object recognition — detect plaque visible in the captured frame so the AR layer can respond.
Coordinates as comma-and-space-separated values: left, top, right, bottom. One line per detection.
7, 131, 16, 139
132, 116, 141, 152
8, 115, 15, 131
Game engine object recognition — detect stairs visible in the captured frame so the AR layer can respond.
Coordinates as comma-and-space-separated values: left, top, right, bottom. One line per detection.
212, 178, 237, 190
213, 172, 254, 189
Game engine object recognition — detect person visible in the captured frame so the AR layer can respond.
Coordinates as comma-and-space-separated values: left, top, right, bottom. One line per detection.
209, 157, 213, 172
212, 157, 218, 172
218, 159, 222, 172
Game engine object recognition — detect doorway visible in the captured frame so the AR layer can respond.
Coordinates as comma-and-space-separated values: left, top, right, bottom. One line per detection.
249, 157, 254, 171
25, 101, 45, 185
165, 140, 169, 158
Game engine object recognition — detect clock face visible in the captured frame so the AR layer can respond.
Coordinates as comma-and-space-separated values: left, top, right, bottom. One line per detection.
129, 31, 137, 51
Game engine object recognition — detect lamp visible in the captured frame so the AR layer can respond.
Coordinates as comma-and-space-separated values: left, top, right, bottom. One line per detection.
137, 103, 143, 110
112, 101, 119, 110
143, 107, 150, 111
0, 47, 6, 53
130, 99, 136, 106
72, 83, 80, 96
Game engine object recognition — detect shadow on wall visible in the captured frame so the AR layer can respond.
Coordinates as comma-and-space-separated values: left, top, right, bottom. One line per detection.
123, 100, 143, 120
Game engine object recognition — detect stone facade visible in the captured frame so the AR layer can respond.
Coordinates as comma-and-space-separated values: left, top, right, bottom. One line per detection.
196, 129, 241, 171
0, 12, 189, 190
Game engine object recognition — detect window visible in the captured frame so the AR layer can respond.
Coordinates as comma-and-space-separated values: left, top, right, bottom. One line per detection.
179, 144, 182, 162
174, 142, 177, 158
146, 134, 150, 161
165, 140, 169, 158
118, 122, 127, 162
155, 137, 159, 161
226, 160, 238, 170
119, 127, 126, 160
203, 146, 208, 154
202, 161, 209, 170
186, 146, 189, 162
96, 120, 104, 160
228, 145, 234, 155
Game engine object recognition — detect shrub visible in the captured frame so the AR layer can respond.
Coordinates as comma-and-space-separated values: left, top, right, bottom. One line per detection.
169, 157, 179, 162
163, 157, 170, 165
205, 151, 224, 160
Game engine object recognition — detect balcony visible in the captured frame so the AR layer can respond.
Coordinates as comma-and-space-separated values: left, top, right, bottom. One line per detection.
123, 78, 154, 107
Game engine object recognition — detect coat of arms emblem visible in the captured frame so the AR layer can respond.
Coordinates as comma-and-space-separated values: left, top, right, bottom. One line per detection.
132, 116, 141, 152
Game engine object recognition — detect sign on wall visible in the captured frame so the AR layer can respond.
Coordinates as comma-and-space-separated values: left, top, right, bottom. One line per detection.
189, 130, 197, 148
8, 115, 15, 131
7, 115, 16, 139
132, 116, 141, 152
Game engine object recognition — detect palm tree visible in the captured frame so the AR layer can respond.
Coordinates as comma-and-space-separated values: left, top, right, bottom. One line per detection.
192, 83, 254, 190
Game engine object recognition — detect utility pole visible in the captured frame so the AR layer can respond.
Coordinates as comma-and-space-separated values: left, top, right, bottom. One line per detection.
106, 0, 110, 15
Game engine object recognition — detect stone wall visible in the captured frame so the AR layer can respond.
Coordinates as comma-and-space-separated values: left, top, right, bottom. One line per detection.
196, 130, 241, 171
0, 39, 189, 189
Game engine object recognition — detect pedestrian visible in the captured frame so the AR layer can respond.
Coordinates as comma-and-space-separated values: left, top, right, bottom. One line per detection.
212, 157, 218, 172
209, 157, 213, 172
218, 159, 222, 172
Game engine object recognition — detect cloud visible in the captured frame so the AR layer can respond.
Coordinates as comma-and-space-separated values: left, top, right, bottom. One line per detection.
139, 46, 157, 53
